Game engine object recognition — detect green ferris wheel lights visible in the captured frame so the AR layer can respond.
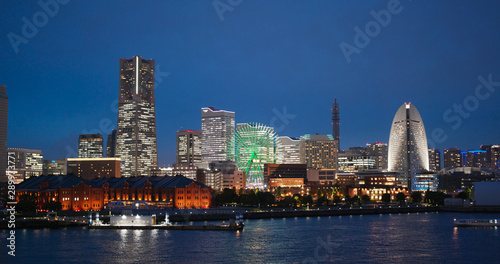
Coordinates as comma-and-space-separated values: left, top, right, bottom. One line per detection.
228, 122, 281, 189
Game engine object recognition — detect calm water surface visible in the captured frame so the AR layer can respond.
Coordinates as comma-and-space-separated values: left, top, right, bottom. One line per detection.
2, 212, 500, 263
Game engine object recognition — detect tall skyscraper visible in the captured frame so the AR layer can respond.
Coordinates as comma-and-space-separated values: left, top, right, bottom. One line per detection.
0, 85, 7, 183
115, 56, 158, 177
332, 98, 340, 151
176, 130, 202, 166
428, 148, 441, 172
276, 136, 301, 164
201, 107, 235, 163
78, 134, 104, 158
366, 142, 388, 170
388, 103, 429, 192
299, 134, 338, 170
443, 147, 463, 168
106, 129, 116, 157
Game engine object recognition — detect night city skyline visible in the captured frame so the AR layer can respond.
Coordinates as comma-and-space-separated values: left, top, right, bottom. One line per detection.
2, 1, 500, 166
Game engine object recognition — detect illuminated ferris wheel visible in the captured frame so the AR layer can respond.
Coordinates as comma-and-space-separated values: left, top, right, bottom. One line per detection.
230, 123, 280, 189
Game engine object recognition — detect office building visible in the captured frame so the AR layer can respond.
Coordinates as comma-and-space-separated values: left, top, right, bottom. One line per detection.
78, 134, 104, 158
176, 130, 201, 166
307, 169, 337, 185
66, 158, 121, 181
222, 169, 246, 190
106, 129, 116, 157
0, 86, 7, 183
115, 56, 158, 177
197, 169, 223, 191
366, 142, 388, 170
443, 148, 463, 168
388, 103, 429, 191
299, 134, 337, 170
332, 98, 340, 151
201, 107, 235, 163
276, 136, 301, 164
172, 165, 198, 181
465, 150, 488, 168
43, 159, 67, 175
7, 148, 43, 184
338, 147, 376, 173
208, 161, 246, 190
428, 148, 441, 172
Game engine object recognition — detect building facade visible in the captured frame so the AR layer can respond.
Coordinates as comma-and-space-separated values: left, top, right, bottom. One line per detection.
78, 134, 104, 158
264, 163, 307, 189
43, 159, 67, 175
176, 130, 201, 166
332, 98, 340, 151
387, 103, 429, 191
66, 158, 121, 181
428, 148, 441, 172
0, 86, 7, 184
299, 134, 337, 170
366, 142, 388, 170
115, 56, 158, 177
16, 175, 212, 211
201, 107, 235, 163
491, 145, 500, 173
465, 150, 488, 168
7, 148, 43, 184
276, 136, 301, 164
438, 167, 494, 192
337, 147, 376, 173
443, 148, 463, 168
106, 129, 116, 157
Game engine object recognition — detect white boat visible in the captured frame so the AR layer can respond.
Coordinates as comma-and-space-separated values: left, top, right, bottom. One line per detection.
454, 219, 500, 227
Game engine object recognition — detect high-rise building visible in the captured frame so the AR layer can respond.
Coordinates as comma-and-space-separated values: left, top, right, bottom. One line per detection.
7, 148, 43, 184
78, 134, 104, 158
332, 98, 340, 151
465, 150, 488, 168
443, 148, 463, 168
428, 148, 441, 172
366, 142, 388, 170
201, 107, 235, 163
176, 130, 201, 166
387, 103, 429, 192
115, 56, 158, 177
0, 85, 7, 183
276, 136, 301, 164
299, 134, 338, 170
106, 129, 116, 157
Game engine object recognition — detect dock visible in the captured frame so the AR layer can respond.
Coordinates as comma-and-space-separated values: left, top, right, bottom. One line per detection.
88, 224, 244, 231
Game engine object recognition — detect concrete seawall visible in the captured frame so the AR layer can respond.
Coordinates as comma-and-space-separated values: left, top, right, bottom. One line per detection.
169, 206, 439, 222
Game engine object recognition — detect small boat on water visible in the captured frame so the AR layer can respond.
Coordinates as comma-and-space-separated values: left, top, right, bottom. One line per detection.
454, 219, 500, 227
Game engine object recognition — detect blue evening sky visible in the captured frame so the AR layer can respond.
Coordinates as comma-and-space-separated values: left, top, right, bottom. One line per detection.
1, 0, 500, 166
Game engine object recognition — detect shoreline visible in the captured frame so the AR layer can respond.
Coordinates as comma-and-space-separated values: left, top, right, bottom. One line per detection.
2, 206, 500, 229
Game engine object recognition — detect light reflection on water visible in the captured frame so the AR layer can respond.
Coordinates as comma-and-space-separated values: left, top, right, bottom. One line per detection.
2, 212, 500, 263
